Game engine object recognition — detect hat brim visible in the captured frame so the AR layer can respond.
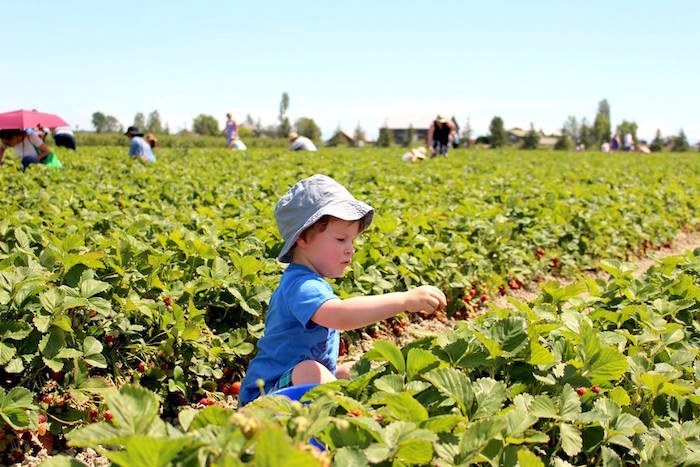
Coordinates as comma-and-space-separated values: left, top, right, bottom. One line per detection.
277, 199, 374, 263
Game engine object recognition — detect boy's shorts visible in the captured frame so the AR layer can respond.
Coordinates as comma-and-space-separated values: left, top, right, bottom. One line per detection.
269, 367, 294, 393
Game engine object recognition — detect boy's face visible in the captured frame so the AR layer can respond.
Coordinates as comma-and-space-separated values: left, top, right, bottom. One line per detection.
295, 218, 361, 278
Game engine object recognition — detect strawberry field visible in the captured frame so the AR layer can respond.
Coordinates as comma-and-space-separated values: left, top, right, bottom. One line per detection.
0, 147, 699, 465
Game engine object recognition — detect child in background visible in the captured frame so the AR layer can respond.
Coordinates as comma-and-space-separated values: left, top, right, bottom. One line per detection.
239, 174, 446, 405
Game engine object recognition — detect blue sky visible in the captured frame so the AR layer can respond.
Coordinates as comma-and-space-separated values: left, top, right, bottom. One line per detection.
2, 0, 698, 142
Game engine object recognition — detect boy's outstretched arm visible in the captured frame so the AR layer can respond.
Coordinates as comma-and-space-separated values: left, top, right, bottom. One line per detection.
311, 285, 446, 331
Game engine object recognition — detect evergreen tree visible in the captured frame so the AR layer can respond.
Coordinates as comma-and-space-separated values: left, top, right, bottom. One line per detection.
488, 116, 507, 148
278, 92, 291, 137
649, 129, 664, 152
553, 133, 572, 151
671, 129, 689, 152
460, 117, 473, 147
521, 123, 540, 149
405, 124, 415, 147
377, 121, 395, 147
146, 110, 162, 134
353, 123, 366, 147
133, 112, 146, 129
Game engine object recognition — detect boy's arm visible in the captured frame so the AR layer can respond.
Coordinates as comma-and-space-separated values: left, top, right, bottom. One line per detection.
311, 285, 446, 331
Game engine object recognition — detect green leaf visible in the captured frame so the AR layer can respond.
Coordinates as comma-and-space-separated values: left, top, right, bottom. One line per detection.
105, 385, 161, 435
559, 423, 582, 457
333, 447, 368, 467
472, 377, 507, 419
558, 385, 582, 421
0, 387, 36, 429
517, 448, 545, 467
0, 342, 16, 366
383, 393, 428, 423
457, 417, 508, 464
79, 278, 111, 298
582, 347, 628, 384
396, 439, 434, 465
104, 435, 190, 467
406, 348, 439, 380
423, 368, 473, 416
367, 340, 405, 374
253, 424, 321, 467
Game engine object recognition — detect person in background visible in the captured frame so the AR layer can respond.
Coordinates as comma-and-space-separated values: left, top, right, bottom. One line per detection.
239, 174, 446, 405
224, 113, 238, 149
288, 131, 318, 151
610, 132, 621, 152
124, 126, 156, 163
53, 126, 77, 150
0, 129, 62, 170
427, 114, 456, 157
623, 131, 634, 152
450, 116, 460, 148
146, 133, 158, 150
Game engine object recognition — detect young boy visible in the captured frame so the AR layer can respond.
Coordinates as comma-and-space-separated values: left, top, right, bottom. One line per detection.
239, 174, 446, 405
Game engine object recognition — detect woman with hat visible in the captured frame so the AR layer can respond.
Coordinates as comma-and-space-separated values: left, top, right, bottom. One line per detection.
427, 114, 456, 157
124, 126, 156, 163
0, 128, 62, 170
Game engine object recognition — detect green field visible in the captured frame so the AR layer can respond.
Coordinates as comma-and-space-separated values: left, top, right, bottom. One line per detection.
1, 147, 699, 465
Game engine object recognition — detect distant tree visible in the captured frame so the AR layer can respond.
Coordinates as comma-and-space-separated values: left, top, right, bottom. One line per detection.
405, 124, 415, 147
562, 116, 579, 141
92, 112, 107, 133
649, 129, 664, 152
146, 110, 162, 134
671, 129, 689, 152
553, 133, 572, 151
163, 124, 170, 135
488, 116, 507, 148
353, 123, 366, 146
294, 117, 321, 142
278, 92, 291, 137
133, 112, 146, 129
377, 121, 395, 147
104, 115, 122, 133
244, 114, 255, 127
460, 117, 473, 147
579, 118, 593, 148
521, 123, 540, 149
593, 112, 611, 146
598, 99, 610, 121
192, 114, 220, 136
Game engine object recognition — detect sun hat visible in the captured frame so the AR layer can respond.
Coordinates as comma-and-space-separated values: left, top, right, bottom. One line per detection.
436, 114, 449, 123
275, 174, 374, 263
124, 126, 144, 137
288, 131, 299, 141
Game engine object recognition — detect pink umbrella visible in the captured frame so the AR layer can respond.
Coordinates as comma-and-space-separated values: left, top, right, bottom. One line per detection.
0, 109, 70, 130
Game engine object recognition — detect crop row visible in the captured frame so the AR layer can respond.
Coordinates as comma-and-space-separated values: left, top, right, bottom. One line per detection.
0, 147, 698, 459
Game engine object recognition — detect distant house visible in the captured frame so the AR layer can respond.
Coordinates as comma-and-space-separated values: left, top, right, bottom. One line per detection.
507, 127, 560, 149
387, 128, 429, 146
326, 130, 355, 147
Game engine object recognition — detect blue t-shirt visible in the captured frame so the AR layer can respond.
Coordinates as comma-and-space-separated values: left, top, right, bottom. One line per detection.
239, 263, 339, 405
128, 136, 156, 163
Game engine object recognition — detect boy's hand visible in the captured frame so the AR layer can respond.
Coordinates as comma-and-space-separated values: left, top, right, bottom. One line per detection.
404, 286, 446, 314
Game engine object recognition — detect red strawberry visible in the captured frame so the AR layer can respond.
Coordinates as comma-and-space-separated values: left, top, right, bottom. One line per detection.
38, 413, 47, 424
231, 381, 241, 395
591, 385, 601, 394
163, 296, 173, 307
480, 294, 488, 303
42, 395, 53, 405
576, 387, 587, 396
104, 410, 114, 422
137, 362, 146, 373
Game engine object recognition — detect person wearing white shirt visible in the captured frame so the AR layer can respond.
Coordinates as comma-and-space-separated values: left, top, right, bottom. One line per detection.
288, 132, 317, 151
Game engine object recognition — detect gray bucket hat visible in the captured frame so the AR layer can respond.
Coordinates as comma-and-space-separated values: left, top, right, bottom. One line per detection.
275, 174, 374, 263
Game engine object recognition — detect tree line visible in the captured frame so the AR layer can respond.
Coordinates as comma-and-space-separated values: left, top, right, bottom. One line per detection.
91, 96, 695, 152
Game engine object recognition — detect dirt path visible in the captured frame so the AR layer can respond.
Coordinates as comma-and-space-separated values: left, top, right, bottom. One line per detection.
341, 229, 700, 366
